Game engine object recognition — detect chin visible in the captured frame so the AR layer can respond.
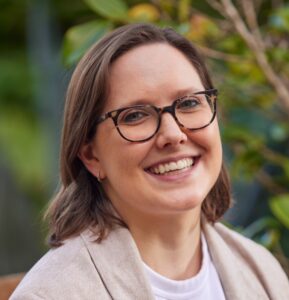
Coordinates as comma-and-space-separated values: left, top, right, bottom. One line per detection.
157, 194, 204, 214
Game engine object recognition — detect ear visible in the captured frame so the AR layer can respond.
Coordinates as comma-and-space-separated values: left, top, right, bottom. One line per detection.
78, 142, 104, 180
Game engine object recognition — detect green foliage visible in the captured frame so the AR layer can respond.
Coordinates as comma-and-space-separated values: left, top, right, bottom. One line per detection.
62, 20, 113, 66
269, 5, 289, 33
128, 3, 160, 22
242, 217, 281, 249
0, 49, 50, 203
84, 0, 128, 20
0, 110, 50, 202
270, 194, 289, 229
178, 0, 191, 23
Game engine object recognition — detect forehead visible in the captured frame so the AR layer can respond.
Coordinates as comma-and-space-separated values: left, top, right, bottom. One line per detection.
106, 43, 204, 109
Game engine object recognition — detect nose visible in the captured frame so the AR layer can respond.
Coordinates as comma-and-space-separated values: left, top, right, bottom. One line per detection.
155, 112, 187, 148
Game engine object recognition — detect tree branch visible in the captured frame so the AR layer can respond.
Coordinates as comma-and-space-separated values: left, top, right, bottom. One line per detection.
211, 0, 289, 114
271, 0, 284, 9
255, 169, 287, 194
240, 0, 265, 49
206, 0, 225, 15
197, 45, 244, 62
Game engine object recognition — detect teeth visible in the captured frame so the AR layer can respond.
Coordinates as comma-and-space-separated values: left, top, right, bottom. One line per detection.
177, 160, 185, 169
159, 165, 165, 174
169, 162, 177, 170
150, 158, 194, 175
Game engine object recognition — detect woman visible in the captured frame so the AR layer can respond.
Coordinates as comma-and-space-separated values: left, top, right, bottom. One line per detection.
11, 23, 289, 300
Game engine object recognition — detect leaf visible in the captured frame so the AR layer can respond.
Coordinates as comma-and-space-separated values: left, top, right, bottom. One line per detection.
128, 4, 160, 22
62, 20, 112, 67
178, 0, 191, 22
186, 14, 221, 43
242, 217, 280, 239
84, 0, 128, 21
270, 194, 289, 229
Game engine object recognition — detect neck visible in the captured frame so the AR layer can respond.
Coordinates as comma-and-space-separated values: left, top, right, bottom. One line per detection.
127, 208, 202, 280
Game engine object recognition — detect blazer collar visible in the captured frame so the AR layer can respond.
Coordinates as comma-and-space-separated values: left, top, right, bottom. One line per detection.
81, 219, 269, 300
81, 226, 154, 300
202, 218, 269, 300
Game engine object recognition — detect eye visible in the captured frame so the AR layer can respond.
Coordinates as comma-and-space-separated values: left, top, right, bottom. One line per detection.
119, 108, 152, 125
176, 97, 201, 111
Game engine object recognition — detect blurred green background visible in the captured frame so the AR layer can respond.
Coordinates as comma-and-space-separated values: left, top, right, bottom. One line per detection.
1, 0, 289, 276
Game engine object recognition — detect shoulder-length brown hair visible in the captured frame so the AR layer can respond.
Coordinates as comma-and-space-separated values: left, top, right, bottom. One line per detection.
45, 23, 231, 247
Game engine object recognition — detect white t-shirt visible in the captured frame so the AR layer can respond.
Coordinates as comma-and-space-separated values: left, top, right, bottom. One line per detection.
143, 234, 226, 300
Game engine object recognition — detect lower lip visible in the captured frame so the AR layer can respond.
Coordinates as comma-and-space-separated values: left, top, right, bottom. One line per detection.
145, 158, 200, 182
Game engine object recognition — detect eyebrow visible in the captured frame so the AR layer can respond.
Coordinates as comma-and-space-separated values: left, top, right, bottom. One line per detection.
115, 87, 203, 109
173, 87, 201, 99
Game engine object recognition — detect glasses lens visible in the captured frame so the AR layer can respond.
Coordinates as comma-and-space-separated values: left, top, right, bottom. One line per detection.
117, 106, 159, 141
175, 93, 214, 129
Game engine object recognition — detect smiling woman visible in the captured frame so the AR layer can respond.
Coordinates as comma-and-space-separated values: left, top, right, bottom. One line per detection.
11, 24, 289, 300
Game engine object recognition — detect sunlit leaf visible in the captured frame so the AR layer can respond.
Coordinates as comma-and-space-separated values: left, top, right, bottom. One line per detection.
178, 0, 191, 22
186, 15, 221, 42
128, 4, 160, 22
62, 20, 112, 67
270, 194, 289, 229
84, 0, 128, 20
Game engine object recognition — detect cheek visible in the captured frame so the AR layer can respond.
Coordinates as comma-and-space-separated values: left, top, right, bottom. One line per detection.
205, 122, 223, 177
209, 121, 222, 153
189, 120, 221, 151
98, 138, 152, 180
188, 120, 222, 172
205, 121, 222, 163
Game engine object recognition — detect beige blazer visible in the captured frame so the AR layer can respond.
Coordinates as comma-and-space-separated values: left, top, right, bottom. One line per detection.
10, 219, 289, 300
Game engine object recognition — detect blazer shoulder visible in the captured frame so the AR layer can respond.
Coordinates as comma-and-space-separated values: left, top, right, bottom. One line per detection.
214, 222, 277, 257
10, 234, 108, 300
214, 222, 289, 283
203, 220, 289, 299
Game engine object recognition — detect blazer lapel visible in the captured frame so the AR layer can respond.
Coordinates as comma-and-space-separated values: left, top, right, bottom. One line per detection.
202, 219, 269, 300
81, 227, 154, 300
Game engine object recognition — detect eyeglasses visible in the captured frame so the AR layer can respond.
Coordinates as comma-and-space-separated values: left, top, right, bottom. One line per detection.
95, 89, 218, 142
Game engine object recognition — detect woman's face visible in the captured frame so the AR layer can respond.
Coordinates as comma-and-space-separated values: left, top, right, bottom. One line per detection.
82, 43, 222, 223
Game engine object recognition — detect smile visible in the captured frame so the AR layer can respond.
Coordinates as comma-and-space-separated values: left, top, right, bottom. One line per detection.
148, 158, 195, 175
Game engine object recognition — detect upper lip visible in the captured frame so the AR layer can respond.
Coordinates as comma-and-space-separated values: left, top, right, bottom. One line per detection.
145, 154, 201, 169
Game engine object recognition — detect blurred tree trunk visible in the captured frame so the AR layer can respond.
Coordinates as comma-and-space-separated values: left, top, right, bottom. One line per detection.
26, 0, 66, 190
